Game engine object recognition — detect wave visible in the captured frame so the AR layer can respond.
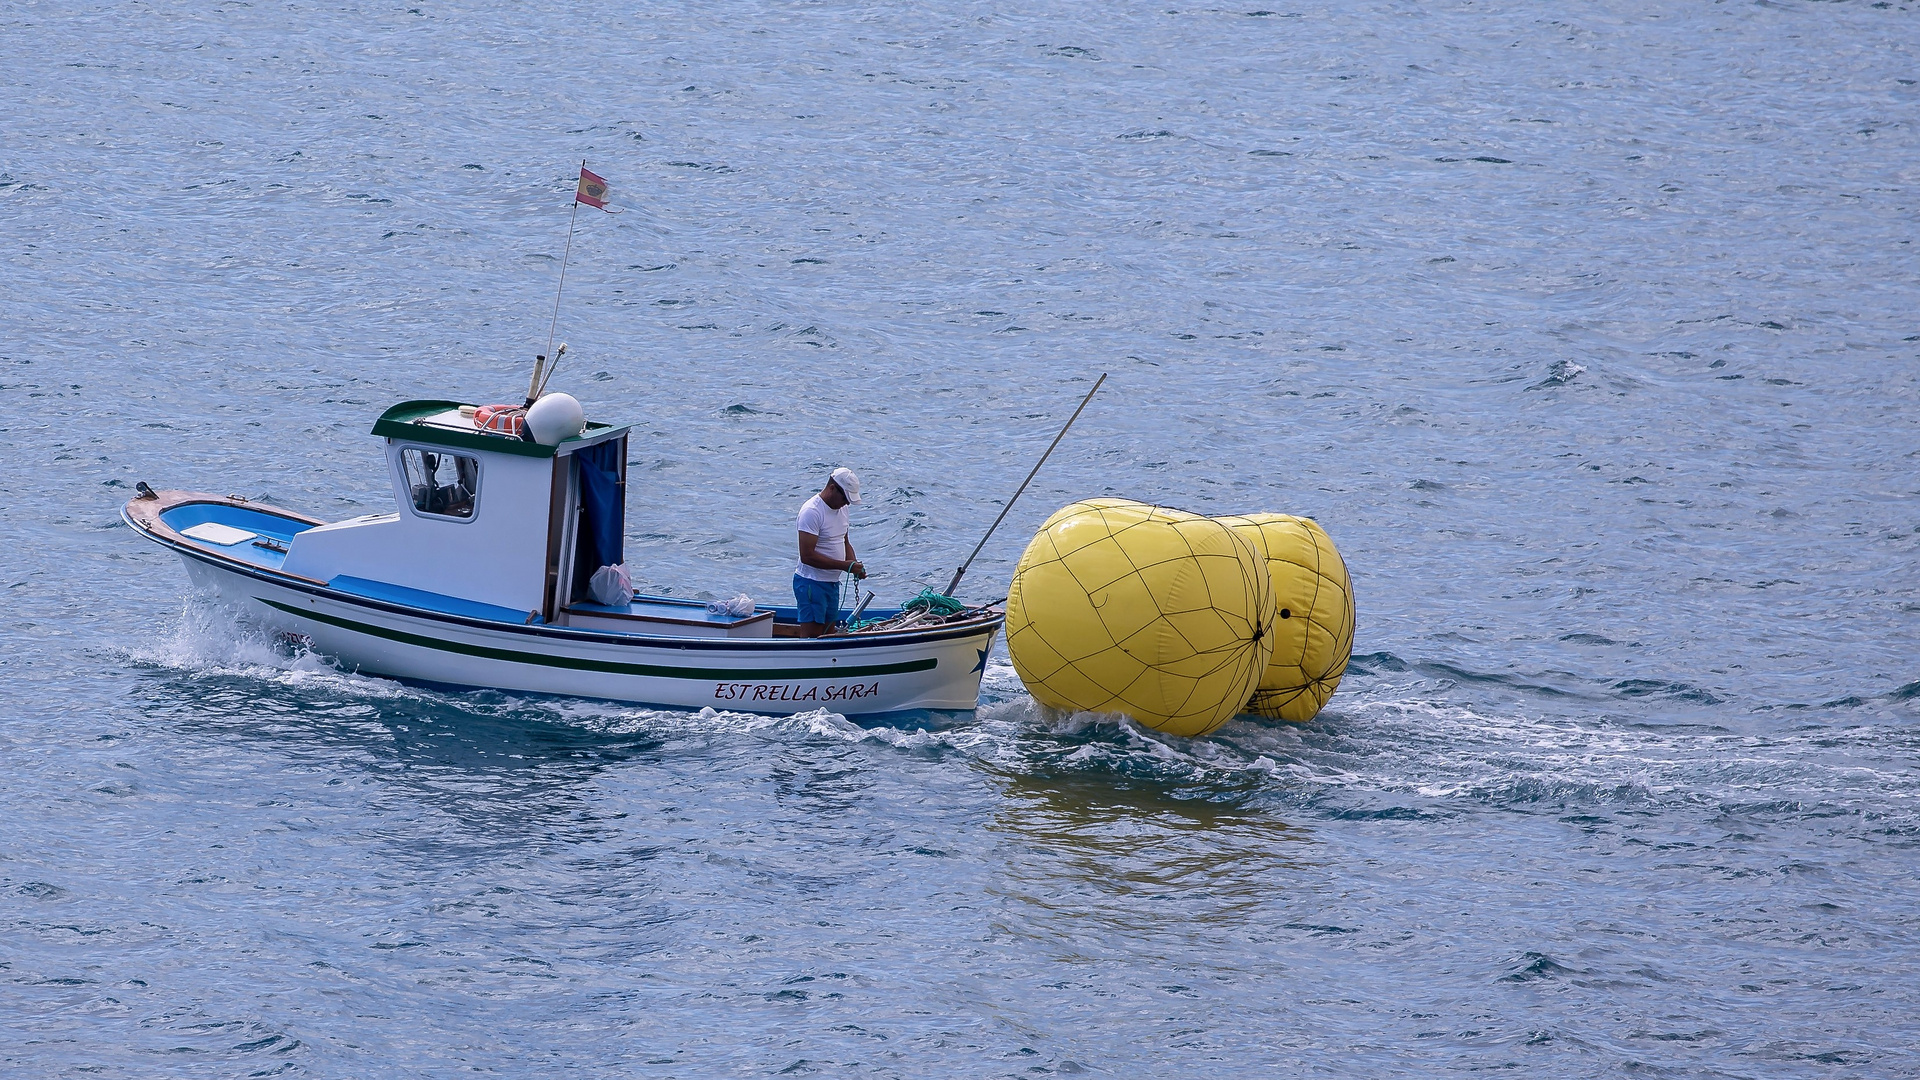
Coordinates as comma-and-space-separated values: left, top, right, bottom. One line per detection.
122, 606, 1920, 834
1350, 651, 1725, 706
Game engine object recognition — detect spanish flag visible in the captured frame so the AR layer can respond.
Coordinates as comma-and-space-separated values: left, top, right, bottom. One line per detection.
576, 167, 610, 211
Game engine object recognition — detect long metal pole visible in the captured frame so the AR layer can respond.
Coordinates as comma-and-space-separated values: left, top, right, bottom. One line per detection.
533, 161, 585, 405
943, 372, 1106, 597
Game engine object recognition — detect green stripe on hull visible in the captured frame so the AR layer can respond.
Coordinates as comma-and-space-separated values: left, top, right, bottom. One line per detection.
258, 597, 939, 681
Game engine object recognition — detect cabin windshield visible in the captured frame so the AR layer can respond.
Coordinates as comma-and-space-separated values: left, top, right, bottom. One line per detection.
401, 448, 478, 519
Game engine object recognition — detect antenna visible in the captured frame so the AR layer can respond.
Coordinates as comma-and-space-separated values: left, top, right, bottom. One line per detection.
531, 159, 588, 406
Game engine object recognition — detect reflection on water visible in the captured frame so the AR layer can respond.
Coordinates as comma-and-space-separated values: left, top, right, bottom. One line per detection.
132, 658, 663, 856
986, 765, 1312, 937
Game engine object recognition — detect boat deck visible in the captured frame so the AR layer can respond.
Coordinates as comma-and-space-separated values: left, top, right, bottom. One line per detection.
127, 490, 929, 640
332, 575, 536, 624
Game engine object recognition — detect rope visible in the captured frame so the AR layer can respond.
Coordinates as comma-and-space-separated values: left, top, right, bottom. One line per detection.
903, 588, 967, 617
843, 588, 980, 633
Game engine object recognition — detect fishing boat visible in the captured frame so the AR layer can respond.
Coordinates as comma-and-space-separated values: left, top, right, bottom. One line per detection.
122, 397, 1004, 716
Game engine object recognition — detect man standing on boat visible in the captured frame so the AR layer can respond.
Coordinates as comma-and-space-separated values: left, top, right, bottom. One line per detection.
794, 468, 866, 637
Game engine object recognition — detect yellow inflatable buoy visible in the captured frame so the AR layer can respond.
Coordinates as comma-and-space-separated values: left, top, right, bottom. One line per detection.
1005, 499, 1276, 738
1216, 513, 1355, 722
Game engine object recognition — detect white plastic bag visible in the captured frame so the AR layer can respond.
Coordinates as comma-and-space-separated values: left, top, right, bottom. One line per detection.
587, 563, 633, 607
705, 593, 754, 617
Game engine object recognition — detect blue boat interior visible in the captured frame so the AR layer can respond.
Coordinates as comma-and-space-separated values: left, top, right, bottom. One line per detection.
160, 500, 904, 631
332, 575, 533, 624
159, 502, 316, 574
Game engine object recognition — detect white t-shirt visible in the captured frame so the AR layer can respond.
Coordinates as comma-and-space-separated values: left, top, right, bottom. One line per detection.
795, 494, 850, 582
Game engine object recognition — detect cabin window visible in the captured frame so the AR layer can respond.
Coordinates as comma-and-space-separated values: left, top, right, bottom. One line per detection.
401, 448, 479, 519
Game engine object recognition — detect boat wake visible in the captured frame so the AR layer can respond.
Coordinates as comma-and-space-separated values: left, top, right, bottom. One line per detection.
127, 596, 423, 701
122, 601, 1919, 833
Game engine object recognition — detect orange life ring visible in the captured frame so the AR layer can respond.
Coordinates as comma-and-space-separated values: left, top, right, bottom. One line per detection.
473, 404, 526, 437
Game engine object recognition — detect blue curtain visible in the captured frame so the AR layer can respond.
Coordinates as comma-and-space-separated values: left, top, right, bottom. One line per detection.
575, 440, 624, 570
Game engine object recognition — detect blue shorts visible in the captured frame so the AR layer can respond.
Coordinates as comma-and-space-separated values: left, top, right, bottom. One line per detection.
793, 574, 841, 625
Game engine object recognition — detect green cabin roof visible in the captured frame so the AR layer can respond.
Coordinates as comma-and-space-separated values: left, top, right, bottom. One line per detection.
372, 400, 627, 459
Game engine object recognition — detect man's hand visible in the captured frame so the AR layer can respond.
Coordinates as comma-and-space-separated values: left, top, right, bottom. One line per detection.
847, 560, 867, 580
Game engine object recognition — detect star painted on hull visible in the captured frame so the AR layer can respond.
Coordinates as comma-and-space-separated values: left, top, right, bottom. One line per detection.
972, 645, 992, 673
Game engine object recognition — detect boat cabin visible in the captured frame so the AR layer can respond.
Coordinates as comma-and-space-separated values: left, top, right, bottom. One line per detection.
274, 399, 771, 637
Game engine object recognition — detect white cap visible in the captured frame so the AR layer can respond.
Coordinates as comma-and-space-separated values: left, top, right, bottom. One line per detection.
830, 467, 862, 504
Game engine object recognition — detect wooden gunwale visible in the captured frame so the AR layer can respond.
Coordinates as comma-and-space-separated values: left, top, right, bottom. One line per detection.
123, 489, 331, 586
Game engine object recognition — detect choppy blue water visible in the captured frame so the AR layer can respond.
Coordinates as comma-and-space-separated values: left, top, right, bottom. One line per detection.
4, 0, 1918, 1075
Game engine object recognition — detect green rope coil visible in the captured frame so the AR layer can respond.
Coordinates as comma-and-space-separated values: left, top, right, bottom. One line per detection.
844, 588, 967, 631
903, 588, 967, 617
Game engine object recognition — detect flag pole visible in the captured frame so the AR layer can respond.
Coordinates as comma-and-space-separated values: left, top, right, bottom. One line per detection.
533, 160, 586, 406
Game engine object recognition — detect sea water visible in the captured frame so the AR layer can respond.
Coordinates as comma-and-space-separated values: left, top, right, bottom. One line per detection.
2, 0, 1917, 1075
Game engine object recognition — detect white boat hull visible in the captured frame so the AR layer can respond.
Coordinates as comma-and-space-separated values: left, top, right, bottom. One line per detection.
176, 552, 1000, 716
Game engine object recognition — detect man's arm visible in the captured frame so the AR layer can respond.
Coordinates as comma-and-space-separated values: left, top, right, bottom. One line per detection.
798, 531, 843, 572
798, 531, 865, 577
